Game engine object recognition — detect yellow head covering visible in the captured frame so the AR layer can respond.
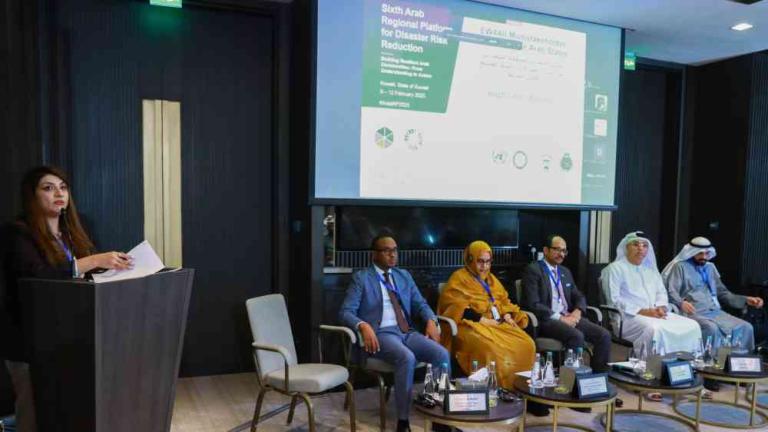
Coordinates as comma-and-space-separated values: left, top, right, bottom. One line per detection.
464, 240, 492, 277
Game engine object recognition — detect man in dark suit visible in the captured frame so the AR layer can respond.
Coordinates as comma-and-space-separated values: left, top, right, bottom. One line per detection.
521, 235, 611, 372
339, 234, 450, 432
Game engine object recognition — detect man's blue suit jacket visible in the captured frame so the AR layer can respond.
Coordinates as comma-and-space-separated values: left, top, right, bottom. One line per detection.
338, 265, 436, 332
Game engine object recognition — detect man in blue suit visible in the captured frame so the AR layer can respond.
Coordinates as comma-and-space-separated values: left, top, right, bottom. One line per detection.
339, 234, 450, 432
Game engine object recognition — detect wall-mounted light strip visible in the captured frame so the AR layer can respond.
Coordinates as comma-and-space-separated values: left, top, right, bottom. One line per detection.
150, 0, 182, 8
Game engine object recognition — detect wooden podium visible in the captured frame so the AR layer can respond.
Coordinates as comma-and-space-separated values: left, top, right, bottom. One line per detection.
18, 269, 194, 432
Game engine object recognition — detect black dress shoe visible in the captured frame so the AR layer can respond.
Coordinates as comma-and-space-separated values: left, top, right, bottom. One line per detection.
704, 379, 720, 392
432, 423, 462, 432
528, 401, 550, 417
615, 397, 624, 408
570, 407, 592, 413
396, 419, 411, 432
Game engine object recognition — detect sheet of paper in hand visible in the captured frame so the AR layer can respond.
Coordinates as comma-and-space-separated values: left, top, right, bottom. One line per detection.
92, 240, 165, 283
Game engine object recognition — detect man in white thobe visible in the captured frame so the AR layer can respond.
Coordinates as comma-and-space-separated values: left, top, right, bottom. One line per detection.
663, 237, 762, 353
601, 232, 701, 355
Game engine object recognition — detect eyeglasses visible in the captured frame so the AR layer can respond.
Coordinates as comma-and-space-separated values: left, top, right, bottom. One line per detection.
39, 182, 68, 193
476, 259, 493, 266
374, 248, 398, 255
548, 247, 568, 256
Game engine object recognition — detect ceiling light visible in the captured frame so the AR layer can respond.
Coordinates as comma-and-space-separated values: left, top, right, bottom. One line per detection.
731, 22, 754, 31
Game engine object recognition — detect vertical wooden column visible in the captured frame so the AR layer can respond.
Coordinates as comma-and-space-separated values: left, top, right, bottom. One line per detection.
143, 99, 182, 267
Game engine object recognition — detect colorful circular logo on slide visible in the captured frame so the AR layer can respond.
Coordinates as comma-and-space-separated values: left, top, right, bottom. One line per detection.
404, 129, 422, 151
375, 127, 394, 149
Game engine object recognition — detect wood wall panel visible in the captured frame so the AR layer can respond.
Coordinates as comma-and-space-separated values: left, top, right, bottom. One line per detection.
689, 55, 753, 285
610, 68, 670, 263
741, 52, 768, 286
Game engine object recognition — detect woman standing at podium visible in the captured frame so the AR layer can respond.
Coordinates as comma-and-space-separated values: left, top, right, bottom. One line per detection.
1, 166, 133, 432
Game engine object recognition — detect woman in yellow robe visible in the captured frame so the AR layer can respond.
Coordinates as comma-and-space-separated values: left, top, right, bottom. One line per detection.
438, 240, 536, 388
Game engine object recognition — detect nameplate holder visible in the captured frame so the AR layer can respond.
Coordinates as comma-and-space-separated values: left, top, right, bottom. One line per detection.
726, 355, 764, 374
663, 360, 694, 386
560, 365, 592, 392
443, 388, 489, 415
455, 378, 486, 391
573, 372, 609, 399
672, 351, 694, 362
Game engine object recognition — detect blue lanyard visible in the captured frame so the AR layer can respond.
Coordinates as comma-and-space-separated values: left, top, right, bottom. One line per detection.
377, 273, 400, 296
473, 275, 496, 304
539, 261, 562, 296
693, 261, 716, 297
378, 272, 410, 320
56, 237, 73, 263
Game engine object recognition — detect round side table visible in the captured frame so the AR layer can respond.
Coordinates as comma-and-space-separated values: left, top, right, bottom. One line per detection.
606, 369, 703, 431
414, 396, 523, 431
673, 365, 768, 429
513, 375, 618, 432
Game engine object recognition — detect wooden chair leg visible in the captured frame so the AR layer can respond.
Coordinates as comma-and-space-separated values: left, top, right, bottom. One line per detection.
344, 381, 356, 432
250, 387, 268, 432
378, 374, 387, 431
287, 394, 299, 424
300, 393, 315, 432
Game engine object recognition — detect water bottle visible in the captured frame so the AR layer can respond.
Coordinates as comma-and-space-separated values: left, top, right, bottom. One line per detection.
732, 329, 746, 354
703, 336, 714, 366
564, 349, 574, 368
543, 352, 556, 387
471, 359, 480, 375
530, 353, 544, 389
723, 333, 732, 348
693, 338, 704, 366
488, 361, 498, 408
574, 347, 584, 368
423, 364, 435, 396
438, 362, 450, 393
651, 339, 658, 356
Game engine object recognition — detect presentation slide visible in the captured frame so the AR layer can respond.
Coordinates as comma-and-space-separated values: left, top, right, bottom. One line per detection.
315, 0, 621, 208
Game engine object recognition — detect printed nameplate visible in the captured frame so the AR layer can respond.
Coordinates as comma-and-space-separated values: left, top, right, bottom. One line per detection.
727, 355, 764, 374
575, 373, 609, 399
444, 389, 489, 415
665, 361, 694, 386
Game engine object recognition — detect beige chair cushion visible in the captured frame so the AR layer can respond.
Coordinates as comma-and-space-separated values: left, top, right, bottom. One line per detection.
264, 363, 349, 393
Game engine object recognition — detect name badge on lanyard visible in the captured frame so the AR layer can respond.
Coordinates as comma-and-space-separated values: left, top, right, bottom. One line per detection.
696, 265, 721, 309
475, 276, 501, 320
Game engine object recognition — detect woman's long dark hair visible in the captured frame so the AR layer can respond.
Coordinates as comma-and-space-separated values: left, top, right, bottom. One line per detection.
20, 166, 94, 265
